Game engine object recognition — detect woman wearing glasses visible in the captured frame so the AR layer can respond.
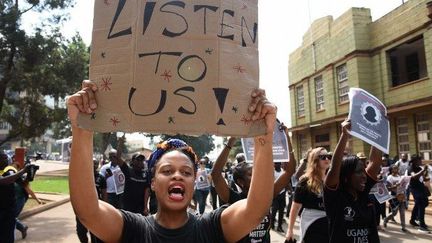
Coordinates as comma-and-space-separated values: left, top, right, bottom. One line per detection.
285, 147, 331, 243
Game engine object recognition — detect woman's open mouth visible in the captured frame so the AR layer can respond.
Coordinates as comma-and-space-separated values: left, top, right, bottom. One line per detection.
168, 184, 185, 202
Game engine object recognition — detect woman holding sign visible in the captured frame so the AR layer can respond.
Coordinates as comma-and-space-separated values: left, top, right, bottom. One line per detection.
324, 119, 382, 243
67, 80, 277, 243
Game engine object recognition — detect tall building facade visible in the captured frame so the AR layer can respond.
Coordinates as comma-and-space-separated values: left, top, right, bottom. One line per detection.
288, 0, 432, 161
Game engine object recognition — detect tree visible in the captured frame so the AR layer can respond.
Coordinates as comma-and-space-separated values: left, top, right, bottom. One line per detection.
0, 0, 88, 146
149, 134, 215, 159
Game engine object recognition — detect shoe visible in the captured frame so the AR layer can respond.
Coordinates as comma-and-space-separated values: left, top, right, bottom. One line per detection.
21, 225, 28, 239
401, 228, 409, 233
276, 226, 284, 233
417, 226, 430, 233
383, 219, 388, 228
410, 220, 420, 227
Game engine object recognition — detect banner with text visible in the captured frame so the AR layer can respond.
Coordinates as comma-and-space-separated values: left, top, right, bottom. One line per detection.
348, 88, 390, 154
241, 120, 290, 163
77, 0, 265, 137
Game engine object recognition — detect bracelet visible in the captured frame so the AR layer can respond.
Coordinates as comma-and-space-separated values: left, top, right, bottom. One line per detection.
224, 143, 232, 149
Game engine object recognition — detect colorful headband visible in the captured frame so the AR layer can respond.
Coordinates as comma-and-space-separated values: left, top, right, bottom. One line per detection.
147, 138, 198, 171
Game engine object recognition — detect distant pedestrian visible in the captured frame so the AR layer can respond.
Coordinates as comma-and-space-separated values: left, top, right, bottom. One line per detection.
99, 150, 124, 208
0, 152, 30, 243
408, 154, 430, 232
120, 153, 150, 215
76, 159, 105, 243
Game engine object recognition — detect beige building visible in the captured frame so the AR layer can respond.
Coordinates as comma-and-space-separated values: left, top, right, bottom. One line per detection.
288, 0, 432, 162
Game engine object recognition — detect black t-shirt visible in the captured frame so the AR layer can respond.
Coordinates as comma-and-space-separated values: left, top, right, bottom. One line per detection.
121, 163, 150, 213
294, 178, 325, 211
228, 189, 271, 243
324, 174, 379, 243
0, 169, 16, 209
408, 165, 426, 193
95, 172, 107, 200
120, 206, 227, 243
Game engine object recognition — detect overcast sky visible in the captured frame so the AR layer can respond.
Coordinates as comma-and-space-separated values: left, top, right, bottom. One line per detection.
24, 0, 406, 127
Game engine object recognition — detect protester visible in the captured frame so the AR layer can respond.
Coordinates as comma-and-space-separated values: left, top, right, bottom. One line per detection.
285, 147, 331, 243
119, 152, 150, 215
99, 150, 125, 208
383, 164, 408, 232
0, 152, 30, 243
408, 154, 430, 232
68, 81, 277, 242
76, 159, 105, 243
12, 162, 44, 239
271, 162, 287, 232
212, 129, 296, 243
395, 153, 411, 209
194, 158, 212, 215
324, 119, 382, 243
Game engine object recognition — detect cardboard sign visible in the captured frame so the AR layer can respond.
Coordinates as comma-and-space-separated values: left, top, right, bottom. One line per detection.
241, 120, 290, 163
348, 88, 390, 154
77, 0, 265, 137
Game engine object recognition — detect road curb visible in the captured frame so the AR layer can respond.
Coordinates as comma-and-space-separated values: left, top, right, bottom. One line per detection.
18, 197, 71, 220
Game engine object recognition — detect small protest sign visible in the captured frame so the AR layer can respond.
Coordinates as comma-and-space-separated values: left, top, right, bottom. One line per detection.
77, 0, 265, 137
373, 182, 393, 204
113, 168, 125, 195
348, 88, 390, 154
241, 120, 290, 163
397, 176, 411, 194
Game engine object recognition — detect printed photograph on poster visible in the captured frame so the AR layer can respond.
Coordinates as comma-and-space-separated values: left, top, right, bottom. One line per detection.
373, 182, 393, 204
241, 119, 290, 163
113, 168, 125, 195
348, 88, 390, 154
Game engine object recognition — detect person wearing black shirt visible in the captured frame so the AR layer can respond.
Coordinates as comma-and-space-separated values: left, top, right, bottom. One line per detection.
212, 128, 297, 243
407, 154, 429, 232
76, 159, 106, 243
68, 83, 277, 243
119, 153, 150, 215
324, 119, 382, 243
285, 147, 330, 243
0, 153, 30, 243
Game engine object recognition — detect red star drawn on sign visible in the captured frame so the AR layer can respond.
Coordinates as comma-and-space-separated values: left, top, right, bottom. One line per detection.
161, 70, 172, 82
110, 117, 120, 127
100, 77, 112, 91
240, 114, 251, 125
103, 0, 110, 6
233, 64, 246, 73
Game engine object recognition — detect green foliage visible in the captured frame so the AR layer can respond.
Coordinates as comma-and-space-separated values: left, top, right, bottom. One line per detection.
0, 0, 88, 145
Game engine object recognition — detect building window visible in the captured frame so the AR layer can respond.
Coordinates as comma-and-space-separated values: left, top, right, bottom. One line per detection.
388, 35, 427, 87
298, 134, 308, 159
336, 64, 349, 103
397, 117, 410, 155
417, 114, 431, 160
315, 133, 330, 151
296, 85, 305, 117
315, 75, 324, 111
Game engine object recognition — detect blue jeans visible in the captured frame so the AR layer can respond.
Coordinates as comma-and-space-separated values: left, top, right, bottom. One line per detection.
195, 189, 209, 214
15, 195, 27, 232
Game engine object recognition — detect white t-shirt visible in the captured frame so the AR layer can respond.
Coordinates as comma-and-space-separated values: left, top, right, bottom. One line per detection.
396, 160, 409, 176
99, 162, 125, 194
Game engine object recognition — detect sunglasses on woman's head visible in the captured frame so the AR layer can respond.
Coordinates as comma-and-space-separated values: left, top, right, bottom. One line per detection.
318, 154, 332, 160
